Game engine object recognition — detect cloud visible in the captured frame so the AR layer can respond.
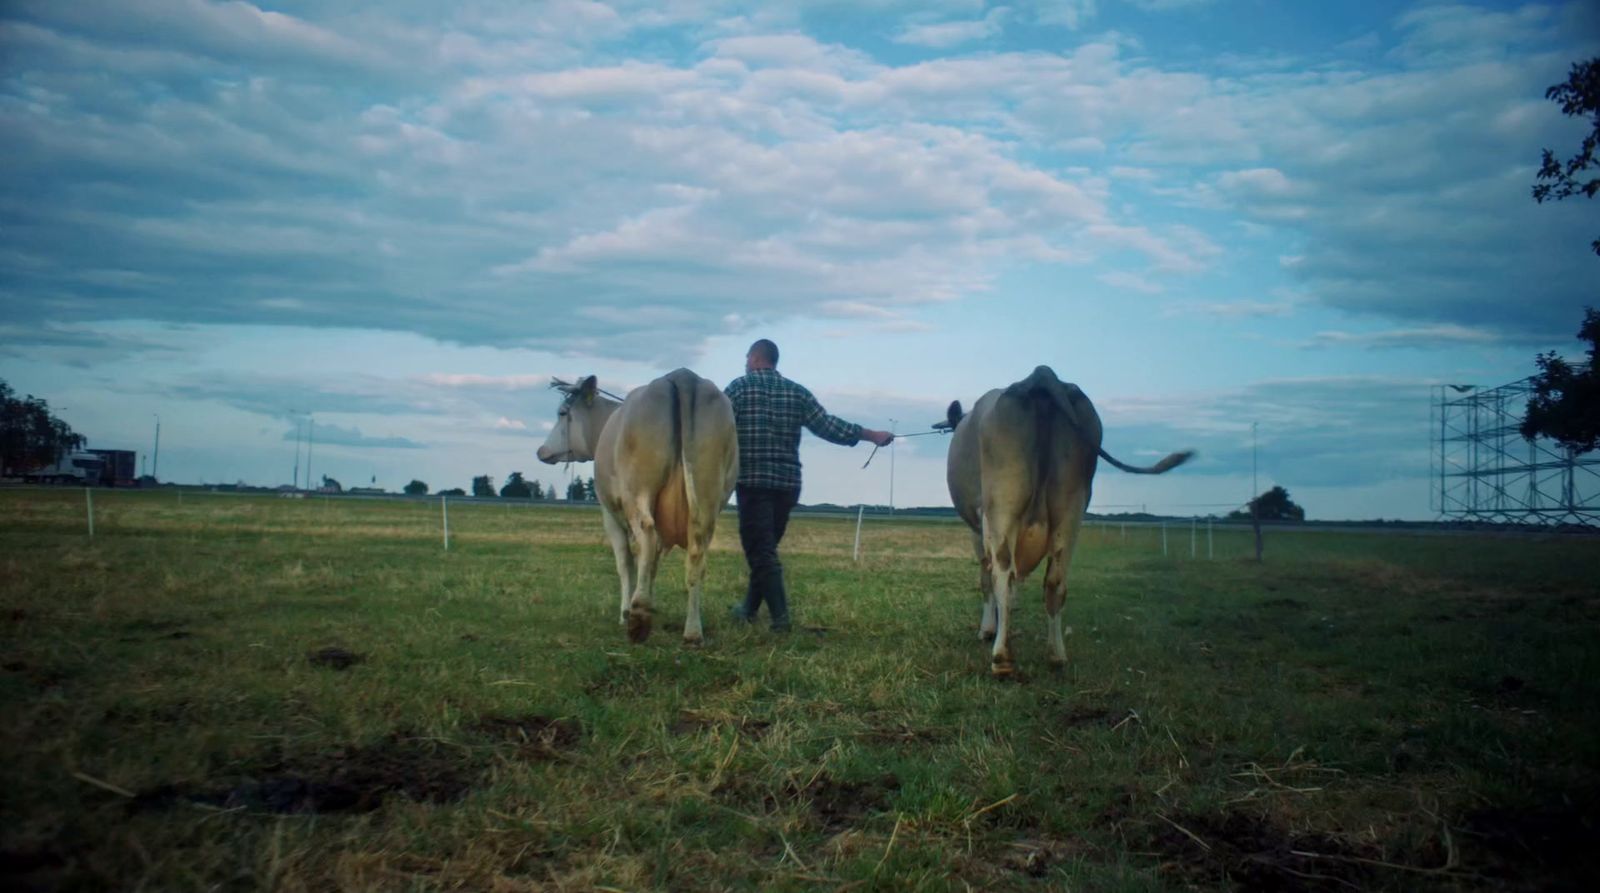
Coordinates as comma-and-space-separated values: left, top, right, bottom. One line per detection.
1016, 1, 1098, 29
282, 421, 423, 449
893, 8, 1009, 48
1165, 299, 1295, 319
1097, 270, 1164, 294
0, 322, 187, 366
1301, 324, 1524, 350
164, 371, 440, 419
494, 416, 528, 430
1, 0, 1593, 363
419, 373, 552, 391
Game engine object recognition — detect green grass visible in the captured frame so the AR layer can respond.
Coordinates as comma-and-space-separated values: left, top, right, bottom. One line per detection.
2, 488, 1598, 891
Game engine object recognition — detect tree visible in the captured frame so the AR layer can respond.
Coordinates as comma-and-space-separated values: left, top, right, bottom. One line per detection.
1532, 57, 1600, 254
404, 479, 428, 495
529, 479, 543, 499
320, 475, 342, 493
0, 379, 86, 476
566, 477, 586, 501
500, 471, 533, 498
584, 476, 597, 502
472, 474, 495, 498
438, 487, 466, 496
1521, 306, 1600, 454
1229, 486, 1305, 522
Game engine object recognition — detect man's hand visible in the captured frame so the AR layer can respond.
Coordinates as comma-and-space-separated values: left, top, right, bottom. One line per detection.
863, 428, 894, 447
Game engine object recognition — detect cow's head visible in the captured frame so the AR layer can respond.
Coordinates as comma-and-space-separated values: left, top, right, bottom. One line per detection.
537, 375, 608, 464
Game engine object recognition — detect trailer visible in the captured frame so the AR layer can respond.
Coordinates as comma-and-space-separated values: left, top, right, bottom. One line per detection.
89, 449, 137, 486
25, 451, 107, 485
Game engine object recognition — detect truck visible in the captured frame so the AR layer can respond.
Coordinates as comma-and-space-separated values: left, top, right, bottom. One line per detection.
25, 450, 108, 485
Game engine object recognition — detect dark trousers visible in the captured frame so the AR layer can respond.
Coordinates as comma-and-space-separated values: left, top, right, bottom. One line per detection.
735, 485, 799, 627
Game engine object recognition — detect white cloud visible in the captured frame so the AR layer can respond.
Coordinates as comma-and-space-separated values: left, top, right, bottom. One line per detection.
1097, 270, 1164, 294
893, 7, 1009, 48
1302, 324, 1517, 350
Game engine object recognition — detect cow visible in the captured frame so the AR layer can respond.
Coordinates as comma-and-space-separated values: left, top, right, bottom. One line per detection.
945, 366, 1192, 676
537, 368, 738, 646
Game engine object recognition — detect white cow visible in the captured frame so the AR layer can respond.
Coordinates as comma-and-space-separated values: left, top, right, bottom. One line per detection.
945, 366, 1192, 676
537, 368, 738, 645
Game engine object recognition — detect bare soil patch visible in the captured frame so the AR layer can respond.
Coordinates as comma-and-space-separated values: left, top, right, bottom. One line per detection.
796, 772, 900, 832
133, 734, 477, 815
1140, 809, 1382, 891
1463, 797, 1600, 890
668, 711, 771, 740
306, 647, 365, 670
471, 715, 584, 759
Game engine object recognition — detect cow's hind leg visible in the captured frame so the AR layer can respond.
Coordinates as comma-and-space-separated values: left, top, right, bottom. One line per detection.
987, 540, 1019, 677
601, 504, 635, 626
972, 530, 996, 641
625, 501, 660, 643
1044, 493, 1088, 667
682, 535, 708, 646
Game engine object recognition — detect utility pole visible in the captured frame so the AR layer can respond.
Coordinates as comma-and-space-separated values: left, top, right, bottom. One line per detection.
306, 415, 315, 491
1251, 421, 1263, 562
152, 414, 161, 482
291, 411, 303, 489
888, 419, 897, 514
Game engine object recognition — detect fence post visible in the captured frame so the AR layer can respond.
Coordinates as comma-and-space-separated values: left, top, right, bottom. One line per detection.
853, 505, 864, 561
85, 488, 94, 538
442, 495, 450, 551
1191, 517, 1197, 558
1161, 522, 1167, 557
1208, 518, 1214, 560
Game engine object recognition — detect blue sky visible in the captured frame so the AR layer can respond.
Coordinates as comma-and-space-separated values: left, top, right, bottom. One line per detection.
2, 0, 1596, 518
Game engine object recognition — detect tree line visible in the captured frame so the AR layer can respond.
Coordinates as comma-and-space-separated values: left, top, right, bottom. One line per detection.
397, 473, 597, 501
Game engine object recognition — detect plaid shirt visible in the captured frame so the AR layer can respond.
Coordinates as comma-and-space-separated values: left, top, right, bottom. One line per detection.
725, 368, 862, 491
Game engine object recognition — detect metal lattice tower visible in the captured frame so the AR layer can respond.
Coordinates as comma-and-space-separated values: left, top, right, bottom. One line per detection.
1430, 375, 1600, 527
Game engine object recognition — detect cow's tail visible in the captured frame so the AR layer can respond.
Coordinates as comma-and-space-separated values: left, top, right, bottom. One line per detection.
668, 369, 700, 534
1096, 446, 1194, 475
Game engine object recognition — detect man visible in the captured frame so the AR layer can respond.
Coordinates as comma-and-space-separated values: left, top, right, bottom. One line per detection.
725, 339, 894, 632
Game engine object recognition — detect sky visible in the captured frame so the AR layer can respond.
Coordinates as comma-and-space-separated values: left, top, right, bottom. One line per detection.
1, 0, 1597, 519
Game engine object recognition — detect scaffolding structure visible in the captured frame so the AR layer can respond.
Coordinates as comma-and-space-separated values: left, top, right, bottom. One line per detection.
1430, 375, 1600, 527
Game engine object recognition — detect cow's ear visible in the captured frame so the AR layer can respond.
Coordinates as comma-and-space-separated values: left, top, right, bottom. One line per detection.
946, 400, 964, 428
579, 375, 598, 405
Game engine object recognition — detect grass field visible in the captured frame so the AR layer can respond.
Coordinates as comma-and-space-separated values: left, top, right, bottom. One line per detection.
3, 488, 1598, 892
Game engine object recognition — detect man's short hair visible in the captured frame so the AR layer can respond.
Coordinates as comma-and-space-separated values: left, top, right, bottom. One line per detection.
749, 338, 779, 366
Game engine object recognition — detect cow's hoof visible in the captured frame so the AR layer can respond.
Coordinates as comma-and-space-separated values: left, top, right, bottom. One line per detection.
682, 632, 705, 648
626, 611, 653, 643
990, 660, 1015, 678
979, 629, 996, 642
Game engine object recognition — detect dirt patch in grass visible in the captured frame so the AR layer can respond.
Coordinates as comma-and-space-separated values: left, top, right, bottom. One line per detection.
1, 844, 67, 893
133, 733, 478, 815
859, 723, 943, 745
1139, 809, 1382, 891
306, 647, 365, 670
2, 661, 65, 691
1463, 797, 1600, 889
471, 715, 584, 759
1058, 706, 1135, 729
669, 711, 771, 740
796, 772, 900, 832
